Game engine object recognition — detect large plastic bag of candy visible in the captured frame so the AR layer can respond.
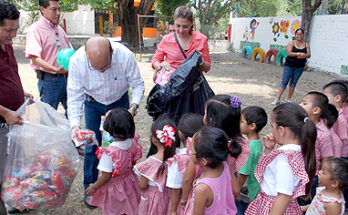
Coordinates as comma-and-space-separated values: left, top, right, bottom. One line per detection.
1, 99, 80, 211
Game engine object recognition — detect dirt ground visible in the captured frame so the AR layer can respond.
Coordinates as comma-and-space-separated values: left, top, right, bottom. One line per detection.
12, 45, 345, 214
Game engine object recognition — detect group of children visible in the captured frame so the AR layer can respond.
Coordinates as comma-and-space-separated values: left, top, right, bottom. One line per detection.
83, 79, 348, 215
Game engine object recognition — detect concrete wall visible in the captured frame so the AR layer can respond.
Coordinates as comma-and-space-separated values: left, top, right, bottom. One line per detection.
230, 15, 348, 75
62, 5, 95, 35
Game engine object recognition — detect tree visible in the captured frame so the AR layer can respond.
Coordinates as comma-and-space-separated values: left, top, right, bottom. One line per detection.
192, 0, 235, 38
301, 0, 322, 41
155, 0, 189, 23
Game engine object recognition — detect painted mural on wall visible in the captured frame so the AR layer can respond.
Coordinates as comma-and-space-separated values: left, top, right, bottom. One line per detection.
270, 18, 301, 42
242, 18, 259, 42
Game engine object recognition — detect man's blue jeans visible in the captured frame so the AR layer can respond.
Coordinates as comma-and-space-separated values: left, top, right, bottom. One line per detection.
83, 92, 129, 189
38, 74, 67, 111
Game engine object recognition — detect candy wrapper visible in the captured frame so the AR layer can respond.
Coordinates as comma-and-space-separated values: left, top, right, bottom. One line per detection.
2, 99, 80, 211
100, 121, 114, 148
72, 129, 98, 147
155, 67, 175, 86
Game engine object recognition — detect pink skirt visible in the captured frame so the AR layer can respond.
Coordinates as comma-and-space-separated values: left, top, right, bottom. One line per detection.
90, 172, 140, 215
245, 192, 301, 215
138, 185, 171, 215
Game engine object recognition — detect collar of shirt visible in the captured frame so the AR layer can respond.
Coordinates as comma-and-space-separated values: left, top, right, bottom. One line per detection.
316, 119, 328, 133
278, 144, 301, 152
38, 15, 58, 29
110, 138, 132, 150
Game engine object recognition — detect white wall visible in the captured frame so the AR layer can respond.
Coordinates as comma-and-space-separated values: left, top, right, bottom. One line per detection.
62, 5, 95, 35
230, 15, 348, 75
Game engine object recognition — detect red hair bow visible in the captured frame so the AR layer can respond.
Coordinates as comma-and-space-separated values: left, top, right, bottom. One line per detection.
155, 125, 176, 148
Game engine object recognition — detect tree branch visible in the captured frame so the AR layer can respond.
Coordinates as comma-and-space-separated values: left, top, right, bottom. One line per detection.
311, 0, 322, 13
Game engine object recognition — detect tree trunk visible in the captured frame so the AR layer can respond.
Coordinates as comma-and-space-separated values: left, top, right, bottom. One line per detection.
301, 0, 322, 42
117, 0, 155, 48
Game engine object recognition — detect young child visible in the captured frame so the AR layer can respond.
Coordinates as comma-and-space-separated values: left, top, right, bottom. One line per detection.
245, 103, 316, 214
187, 126, 237, 214
237, 106, 268, 214
302, 158, 347, 214
181, 95, 245, 207
323, 81, 348, 150
133, 115, 178, 215
322, 104, 343, 157
166, 113, 204, 215
85, 108, 142, 215
300, 91, 334, 173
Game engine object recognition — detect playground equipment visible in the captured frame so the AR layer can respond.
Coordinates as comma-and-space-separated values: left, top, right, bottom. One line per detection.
265, 49, 279, 65
251, 48, 265, 63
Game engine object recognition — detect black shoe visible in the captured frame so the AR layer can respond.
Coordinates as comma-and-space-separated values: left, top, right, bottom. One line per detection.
84, 195, 97, 210
7, 207, 30, 214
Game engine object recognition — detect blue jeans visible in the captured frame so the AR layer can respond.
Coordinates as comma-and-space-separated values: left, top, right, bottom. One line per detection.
280, 66, 304, 89
83, 92, 129, 189
235, 200, 249, 215
38, 74, 67, 111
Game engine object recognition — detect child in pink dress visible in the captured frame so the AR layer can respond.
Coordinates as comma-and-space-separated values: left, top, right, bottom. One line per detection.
185, 126, 237, 215
166, 113, 204, 215
181, 95, 248, 207
133, 115, 178, 215
245, 103, 316, 214
85, 108, 142, 215
302, 158, 347, 215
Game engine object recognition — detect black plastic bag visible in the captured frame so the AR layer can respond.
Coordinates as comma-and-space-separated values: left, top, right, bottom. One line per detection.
146, 51, 215, 122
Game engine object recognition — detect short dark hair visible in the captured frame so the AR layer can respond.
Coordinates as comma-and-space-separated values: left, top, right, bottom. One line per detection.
326, 158, 348, 190
168, 20, 174, 25
322, 104, 338, 128
242, 106, 267, 132
39, 0, 59, 8
178, 113, 204, 138
103, 108, 135, 140
306, 91, 329, 117
0, 0, 20, 26
323, 81, 348, 103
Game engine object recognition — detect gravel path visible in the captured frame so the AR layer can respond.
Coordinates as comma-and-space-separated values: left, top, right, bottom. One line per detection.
12, 45, 344, 214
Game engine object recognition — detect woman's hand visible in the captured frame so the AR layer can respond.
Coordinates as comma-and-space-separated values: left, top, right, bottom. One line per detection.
263, 133, 276, 154
152, 61, 171, 83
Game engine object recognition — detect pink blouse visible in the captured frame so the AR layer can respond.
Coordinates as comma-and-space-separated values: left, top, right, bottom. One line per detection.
151, 31, 211, 70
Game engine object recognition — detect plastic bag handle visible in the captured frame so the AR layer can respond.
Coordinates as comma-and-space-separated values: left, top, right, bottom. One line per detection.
16, 97, 31, 115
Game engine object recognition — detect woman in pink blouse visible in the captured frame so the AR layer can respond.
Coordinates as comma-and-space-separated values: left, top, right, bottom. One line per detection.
151, 5, 211, 82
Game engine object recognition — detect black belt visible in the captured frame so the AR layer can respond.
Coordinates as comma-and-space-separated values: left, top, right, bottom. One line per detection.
36, 70, 67, 80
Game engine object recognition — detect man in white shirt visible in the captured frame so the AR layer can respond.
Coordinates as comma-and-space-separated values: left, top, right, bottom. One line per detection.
67, 37, 144, 208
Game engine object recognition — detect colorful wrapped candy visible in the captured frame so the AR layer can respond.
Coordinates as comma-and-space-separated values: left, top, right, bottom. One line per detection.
72, 129, 97, 147
155, 67, 175, 86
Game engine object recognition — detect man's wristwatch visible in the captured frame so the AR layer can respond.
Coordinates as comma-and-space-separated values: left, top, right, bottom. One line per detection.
129, 106, 137, 115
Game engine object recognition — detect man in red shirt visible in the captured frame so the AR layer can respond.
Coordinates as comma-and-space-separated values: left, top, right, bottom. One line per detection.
0, 1, 32, 214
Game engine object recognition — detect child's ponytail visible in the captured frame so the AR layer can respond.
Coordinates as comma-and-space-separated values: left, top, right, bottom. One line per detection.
273, 103, 317, 197
300, 117, 317, 197
150, 115, 178, 175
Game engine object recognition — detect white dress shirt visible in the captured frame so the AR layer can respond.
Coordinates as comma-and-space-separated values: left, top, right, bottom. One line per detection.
260, 144, 301, 197
67, 42, 144, 127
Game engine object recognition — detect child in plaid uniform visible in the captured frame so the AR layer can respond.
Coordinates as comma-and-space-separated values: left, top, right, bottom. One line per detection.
245, 103, 316, 214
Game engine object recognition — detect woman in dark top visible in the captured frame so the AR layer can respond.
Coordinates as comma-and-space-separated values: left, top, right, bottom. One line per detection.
271, 28, 311, 105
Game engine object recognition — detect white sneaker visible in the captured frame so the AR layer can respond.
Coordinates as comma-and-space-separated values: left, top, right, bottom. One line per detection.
285, 99, 292, 103
271, 99, 280, 105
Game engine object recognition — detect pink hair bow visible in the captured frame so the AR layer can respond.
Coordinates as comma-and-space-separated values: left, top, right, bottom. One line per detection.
155, 125, 176, 148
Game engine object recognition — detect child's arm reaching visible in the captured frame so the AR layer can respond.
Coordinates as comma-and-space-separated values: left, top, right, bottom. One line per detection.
237, 174, 248, 190
180, 159, 196, 206
170, 189, 181, 215
85, 171, 112, 196
139, 176, 149, 191
269, 193, 291, 215
230, 167, 241, 200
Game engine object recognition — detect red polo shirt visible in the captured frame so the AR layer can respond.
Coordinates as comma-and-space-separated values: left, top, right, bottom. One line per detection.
0, 44, 24, 122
